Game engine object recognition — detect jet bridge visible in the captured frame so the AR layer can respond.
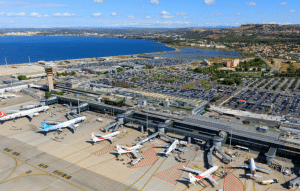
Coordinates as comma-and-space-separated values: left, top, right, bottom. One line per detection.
207, 145, 232, 168
101, 114, 124, 132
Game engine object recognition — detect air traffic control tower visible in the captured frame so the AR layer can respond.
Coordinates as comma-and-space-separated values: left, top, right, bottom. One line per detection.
45, 67, 54, 92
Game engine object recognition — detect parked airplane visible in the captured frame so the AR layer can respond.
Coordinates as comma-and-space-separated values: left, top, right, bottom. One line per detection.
20, 103, 42, 109
232, 158, 274, 177
39, 116, 86, 133
156, 139, 188, 156
116, 144, 143, 158
0, 94, 16, 100
0, 106, 49, 123
91, 131, 120, 144
184, 165, 219, 186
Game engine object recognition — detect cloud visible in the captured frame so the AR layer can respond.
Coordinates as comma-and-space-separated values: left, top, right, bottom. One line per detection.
160, 11, 174, 18
235, 13, 241, 15
255, 11, 263, 15
93, 0, 104, 4
204, 0, 216, 5
111, 12, 117, 16
5, 12, 26, 16
209, 13, 224, 16
30, 12, 43, 17
176, 12, 188, 16
160, 11, 170, 15
162, 15, 174, 18
128, 15, 135, 18
53, 12, 76, 17
145, 16, 151, 19
289, 10, 296, 13
0, 12, 5, 16
150, 0, 160, 5
280, 2, 288, 5
245, 2, 257, 6
93, 13, 103, 17
232, 4, 237, 6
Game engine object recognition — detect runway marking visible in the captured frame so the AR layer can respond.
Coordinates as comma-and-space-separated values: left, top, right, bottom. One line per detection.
153, 161, 188, 185
91, 146, 115, 157
130, 144, 158, 169
252, 178, 256, 191
223, 172, 244, 191
60, 130, 133, 171
61, 144, 111, 172
0, 129, 31, 139
125, 157, 162, 191
0, 150, 86, 191
19, 139, 53, 153
10, 135, 44, 150
0, 154, 17, 184
69, 157, 115, 175
140, 157, 167, 191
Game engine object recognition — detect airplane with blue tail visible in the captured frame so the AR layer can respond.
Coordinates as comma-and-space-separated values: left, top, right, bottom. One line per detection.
38, 116, 86, 133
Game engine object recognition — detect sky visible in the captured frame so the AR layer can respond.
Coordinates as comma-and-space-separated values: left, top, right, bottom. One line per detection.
0, 0, 299, 28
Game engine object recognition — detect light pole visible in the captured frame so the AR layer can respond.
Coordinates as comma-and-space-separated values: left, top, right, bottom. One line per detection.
28, 56, 30, 64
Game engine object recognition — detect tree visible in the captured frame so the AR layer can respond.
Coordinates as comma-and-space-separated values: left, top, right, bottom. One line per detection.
71, 71, 76, 75
252, 68, 256, 72
271, 60, 275, 64
112, 70, 116, 73
18, 75, 27, 80
258, 67, 262, 72
104, 71, 109, 74
213, 97, 220, 102
205, 104, 210, 109
117, 67, 124, 72
136, 61, 139, 65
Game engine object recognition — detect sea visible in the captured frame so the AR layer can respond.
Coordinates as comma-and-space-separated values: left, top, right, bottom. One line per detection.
0, 36, 175, 65
0, 36, 240, 65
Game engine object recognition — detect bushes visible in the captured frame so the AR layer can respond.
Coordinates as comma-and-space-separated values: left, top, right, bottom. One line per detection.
242, 120, 250, 125
45, 91, 64, 98
213, 97, 221, 102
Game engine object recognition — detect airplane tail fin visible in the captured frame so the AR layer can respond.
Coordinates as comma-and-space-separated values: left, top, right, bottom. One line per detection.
116, 145, 124, 155
108, 137, 115, 143
0, 111, 7, 118
41, 122, 51, 130
188, 173, 197, 186
91, 134, 98, 142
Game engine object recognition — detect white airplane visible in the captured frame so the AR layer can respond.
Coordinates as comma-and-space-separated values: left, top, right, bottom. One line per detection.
116, 144, 143, 158
20, 103, 42, 109
232, 158, 274, 177
91, 131, 120, 144
184, 165, 219, 186
39, 116, 86, 133
0, 94, 16, 100
156, 139, 188, 156
0, 106, 49, 123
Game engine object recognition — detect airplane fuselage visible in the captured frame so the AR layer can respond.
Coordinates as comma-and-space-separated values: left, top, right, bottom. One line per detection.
92, 131, 119, 142
45, 116, 86, 131
250, 158, 256, 174
195, 166, 218, 180
165, 139, 179, 155
0, 106, 49, 121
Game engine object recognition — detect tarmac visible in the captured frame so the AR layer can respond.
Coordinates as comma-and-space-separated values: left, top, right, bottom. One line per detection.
0, 96, 297, 191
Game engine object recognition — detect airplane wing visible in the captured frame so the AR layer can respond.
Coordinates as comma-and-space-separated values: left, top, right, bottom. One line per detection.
156, 144, 170, 148
176, 146, 188, 151
27, 113, 34, 119
206, 175, 219, 186
8, 110, 21, 113
68, 124, 77, 132
183, 166, 203, 174
119, 145, 130, 149
256, 166, 274, 173
131, 151, 138, 158
107, 137, 115, 143
232, 164, 249, 168
92, 132, 104, 137
43, 120, 63, 124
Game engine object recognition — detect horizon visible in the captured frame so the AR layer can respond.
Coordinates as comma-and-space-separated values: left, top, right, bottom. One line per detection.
0, 0, 299, 28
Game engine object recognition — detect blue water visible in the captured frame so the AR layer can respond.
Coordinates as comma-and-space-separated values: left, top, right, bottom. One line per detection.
0, 36, 175, 65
